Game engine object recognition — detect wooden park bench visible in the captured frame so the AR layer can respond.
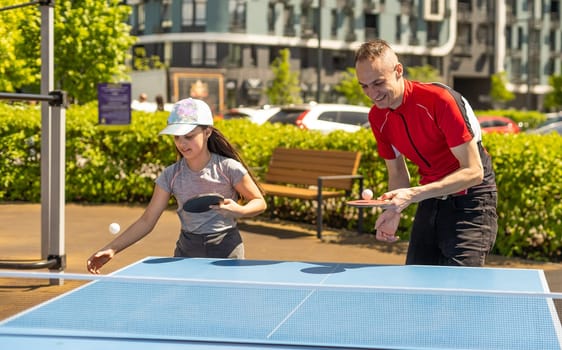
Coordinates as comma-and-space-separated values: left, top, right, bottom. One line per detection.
259, 147, 364, 239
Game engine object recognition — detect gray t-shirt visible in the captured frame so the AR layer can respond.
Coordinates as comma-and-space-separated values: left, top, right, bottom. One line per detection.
156, 153, 247, 234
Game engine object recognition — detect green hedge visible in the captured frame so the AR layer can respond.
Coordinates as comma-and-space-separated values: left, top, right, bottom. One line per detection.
475, 109, 546, 130
1, 103, 561, 262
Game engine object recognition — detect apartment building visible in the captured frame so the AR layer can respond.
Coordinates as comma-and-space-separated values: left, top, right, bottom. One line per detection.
125, 0, 561, 112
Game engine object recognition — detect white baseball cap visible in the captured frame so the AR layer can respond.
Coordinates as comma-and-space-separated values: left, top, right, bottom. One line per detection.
159, 98, 213, 136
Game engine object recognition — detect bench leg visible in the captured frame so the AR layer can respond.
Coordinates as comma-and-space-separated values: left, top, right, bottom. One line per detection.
316, 201, 322, 239
358, 207, 364, 234
268, 196, 275, 219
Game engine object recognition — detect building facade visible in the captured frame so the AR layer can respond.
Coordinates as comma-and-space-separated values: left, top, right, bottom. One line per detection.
125, 0, 561, 112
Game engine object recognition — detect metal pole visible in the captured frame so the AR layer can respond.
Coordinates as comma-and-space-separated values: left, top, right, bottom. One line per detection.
40, 1, 53, 265
316, 0, 322, 103
526, 15, 531, 110
40, 0, 65, 284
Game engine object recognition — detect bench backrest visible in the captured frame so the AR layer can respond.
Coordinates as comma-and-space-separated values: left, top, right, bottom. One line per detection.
264, 148, 361, 190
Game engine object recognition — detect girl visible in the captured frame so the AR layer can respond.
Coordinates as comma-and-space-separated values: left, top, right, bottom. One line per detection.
87, 98, 266, 274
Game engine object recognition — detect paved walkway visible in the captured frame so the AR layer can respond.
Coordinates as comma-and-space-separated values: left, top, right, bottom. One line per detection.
1, 203, 561, 320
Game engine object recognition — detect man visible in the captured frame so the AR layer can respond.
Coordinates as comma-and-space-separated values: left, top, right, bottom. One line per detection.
355, 39, 497, 266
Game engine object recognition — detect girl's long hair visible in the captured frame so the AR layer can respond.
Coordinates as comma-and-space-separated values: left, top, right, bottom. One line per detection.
176, 126, 265, 196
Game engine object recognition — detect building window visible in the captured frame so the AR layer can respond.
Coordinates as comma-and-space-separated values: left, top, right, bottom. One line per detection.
424, 0, 445, 21
229, 0, 246, 31
505, 26, 512, 50
268, 2, 295, 35
192, 42, 203, 65
517, 27, 524, 50
161, 0, 172, 30
206, 43, 217, 66
182, 0, 206, 26
546, 58, 555, 75
226, 44, 242, 67
458, 0, 472, 12
189, 42, 217, 67
511, 57, 522, 82
427, 22, 439, 46
138, 3, 146, 32
395, 15, 400, 42
330, 9, 338, 38
182, 0, 193, 26
267, 2, 276, 33
408, 16, 418, 45
301, 2, 315, 38
552, 0, 560, 22
284, 5, 296, 36
365, 13, 378, 40
195, 0, 206, 25
508, 0, 517, 16
457, 23, 472, 52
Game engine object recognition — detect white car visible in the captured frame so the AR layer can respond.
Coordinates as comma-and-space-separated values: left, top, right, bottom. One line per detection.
222, 105, 281, 125
528, 121, 562, 135
266, 103, 372, 133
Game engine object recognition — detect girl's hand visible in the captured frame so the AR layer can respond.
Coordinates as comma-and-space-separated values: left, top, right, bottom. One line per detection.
210, 198, 243, 218
86, 249, 115, 274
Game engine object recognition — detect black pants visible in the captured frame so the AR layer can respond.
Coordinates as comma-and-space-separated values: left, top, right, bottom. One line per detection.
174, 227, 244, 259
406, 192, 498, 266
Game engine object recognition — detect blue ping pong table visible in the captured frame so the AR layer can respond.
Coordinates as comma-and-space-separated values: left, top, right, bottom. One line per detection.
0, 257, 561, 350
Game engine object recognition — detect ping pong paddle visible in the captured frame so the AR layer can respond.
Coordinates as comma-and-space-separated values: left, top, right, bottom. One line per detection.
346, 199, 393, 208
183, 193, 224, 213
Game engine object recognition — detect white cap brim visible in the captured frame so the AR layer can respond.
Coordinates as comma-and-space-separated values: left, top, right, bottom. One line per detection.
159, 123, 198, 136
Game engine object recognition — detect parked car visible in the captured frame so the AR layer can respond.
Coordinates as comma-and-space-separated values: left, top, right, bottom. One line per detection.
537, 113, 562, 129
266, 103, 371, 133
221, 105, 281, 125
477, 115, 520, 134
527, 121, 562, 135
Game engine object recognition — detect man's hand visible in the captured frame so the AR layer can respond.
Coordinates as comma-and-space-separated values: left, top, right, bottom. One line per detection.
374, 210, 401, 243
379, 188, 415, 213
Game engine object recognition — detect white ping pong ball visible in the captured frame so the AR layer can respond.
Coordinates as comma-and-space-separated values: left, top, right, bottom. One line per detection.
362, 189, 374, 200
109, 222, 121, 235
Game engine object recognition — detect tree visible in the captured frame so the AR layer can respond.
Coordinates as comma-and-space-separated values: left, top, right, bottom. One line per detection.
0, 0, 37, 92
333, 67, 372, 106
1, 0, 135, 103
490, 71, 515, 108
132, 46, 166, 71
405, 64, 442, 82
266, 48, 302, 105
544, 74, 562, 111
